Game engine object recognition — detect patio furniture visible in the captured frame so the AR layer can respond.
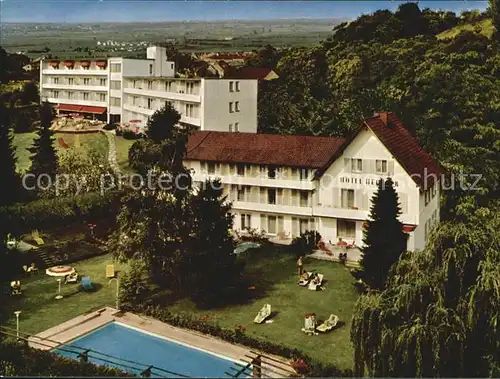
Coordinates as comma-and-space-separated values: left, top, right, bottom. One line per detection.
106, 264, 115, 279
27, 263, 39, 275
253, 304, 271, 324
81, 277, 93, 291
46, 265, 76, 299
308, 273, 324, 291
10, 281, 22, 296
65, 271, 79, 284
31, 230, 44, 245
316, 314, 339, 333
298, 271, 313, 286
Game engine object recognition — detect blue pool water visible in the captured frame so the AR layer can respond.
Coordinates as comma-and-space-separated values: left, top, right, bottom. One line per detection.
55, 322, 249, 377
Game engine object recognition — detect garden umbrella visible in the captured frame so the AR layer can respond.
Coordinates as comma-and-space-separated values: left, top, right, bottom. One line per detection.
46, 266, 76, 300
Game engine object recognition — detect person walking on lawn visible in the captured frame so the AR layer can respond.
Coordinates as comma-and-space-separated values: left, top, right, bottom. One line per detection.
297, 256, 304, 277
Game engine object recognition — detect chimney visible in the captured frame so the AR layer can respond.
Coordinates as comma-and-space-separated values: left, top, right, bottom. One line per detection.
379, 112, 389, 126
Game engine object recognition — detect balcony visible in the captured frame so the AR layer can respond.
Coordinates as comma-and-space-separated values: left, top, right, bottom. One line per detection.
123, 104, 201, 127
123, 87, 201, 103
42, 69, 108, 76
313, 204, 417, 224
232, 201, 313, 217
42, 83, 107, 92
191, 172, 315, 190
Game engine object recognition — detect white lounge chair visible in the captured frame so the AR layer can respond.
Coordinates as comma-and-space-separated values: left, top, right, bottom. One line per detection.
317, 314, 339, 333
308, 273, 324, 291
253, 304, 271, 324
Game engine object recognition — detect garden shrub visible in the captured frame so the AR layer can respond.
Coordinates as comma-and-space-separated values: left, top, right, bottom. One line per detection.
119, 260, 149, 307
122, 130, 141, 140
0, 191, 123, 235
290, 230, 322, 257
128, 304, 353, 377
103, 123, 117, 131
0, 341, 131, 376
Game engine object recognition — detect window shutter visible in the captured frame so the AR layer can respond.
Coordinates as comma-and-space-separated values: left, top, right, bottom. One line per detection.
388, 160, 395, 176
260, 188, 266, 203
332, 187, 339, 207
230, 185, 237, 202
291, 217, 298, 237
368, 159, 376, 174
282, 167, 289, 179
229, 164, 236, 175
355, 190, 363, 209
221, 164, 228, 175
344, 158, 351, 173
260, 214, 267, 233
278, 216, 284, 234
277, 189, 283, 205
362, 192, 369, 210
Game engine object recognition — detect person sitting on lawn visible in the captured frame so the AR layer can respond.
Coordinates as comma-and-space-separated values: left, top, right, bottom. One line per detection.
298, 271, 310, 286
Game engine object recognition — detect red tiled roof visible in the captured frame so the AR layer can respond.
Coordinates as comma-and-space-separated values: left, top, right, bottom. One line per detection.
365, 113, 441, 189
186, 131, 345, 168
228, 67, 275, 80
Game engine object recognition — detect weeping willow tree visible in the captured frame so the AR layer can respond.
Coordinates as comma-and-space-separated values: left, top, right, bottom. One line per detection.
351, 203, 500, 377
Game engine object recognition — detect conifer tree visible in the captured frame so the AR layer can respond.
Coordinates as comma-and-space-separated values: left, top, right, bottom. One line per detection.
0, 102, 20, 206
29, 102, 58, 180
359, 177, 407, 290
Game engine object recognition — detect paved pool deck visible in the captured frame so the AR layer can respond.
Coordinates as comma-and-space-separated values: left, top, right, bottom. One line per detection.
28, 307, 296, 378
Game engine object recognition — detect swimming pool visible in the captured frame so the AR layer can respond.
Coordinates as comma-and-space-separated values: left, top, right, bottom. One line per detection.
54, 322, 251, 377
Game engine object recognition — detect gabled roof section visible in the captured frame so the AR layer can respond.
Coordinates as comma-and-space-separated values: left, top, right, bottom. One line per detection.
186, 131, 345, 168
314, 112, 441, 189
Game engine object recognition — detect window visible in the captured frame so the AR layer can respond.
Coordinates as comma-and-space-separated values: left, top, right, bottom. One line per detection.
110, 80, 121, 90
268, 188, 276, 205
170, 63, 174, 69
100, 78, 106, 86
147, 81, 153, 90
235, 81, 240, 92
376, 160, 387, 173
300, 191, 309, 207
234, 122, 239, 132
299, 168, 309, 181
68, 92, 73, 99
83, 92, 89, 100
165, 81, 172, 92
207, 163, 216, 175
337, 219, 356, 238
186, 82, 195, 94
147, 98, 153, 109
236, 164, 245, 176
341, 189, 355, 208
133, 80, 138, 89
99, 93, 106, 102
229, 102, 234, 113
83, 78, 90, 85
267, 216, 277, 234
268, 166, 276, 179
351, 158, 362, 173
110, 63, 121, 73
110, 97, 121, 106
52, 78, 59, 84
185, 103, 194, 118
299, 218, 309, 234
229, 124, 233, 132
235, 101, 240, 112
68, 78, 74, 85
53, 90, 59, 99
229, 81, 234, 92
149, 64, 153, 75
241, 214, 251, 230
237, 186, 249, 202
164, 100, 172, 108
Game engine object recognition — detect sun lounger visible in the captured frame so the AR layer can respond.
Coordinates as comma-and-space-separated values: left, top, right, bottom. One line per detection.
81, 276, 93, 291
10, 281, 22, 296
316, 314, 339, 333
308, 273, 324, 291
106, 264, 115, 279
298, 272, 313, 286
65, 272, 79, 284
31, 230, 44, 245
253, 304, 271, 324
301, 314, 318, 335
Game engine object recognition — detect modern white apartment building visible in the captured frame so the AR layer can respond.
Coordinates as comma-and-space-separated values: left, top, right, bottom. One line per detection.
39, 46, 258, 132
185, 112, 441, 252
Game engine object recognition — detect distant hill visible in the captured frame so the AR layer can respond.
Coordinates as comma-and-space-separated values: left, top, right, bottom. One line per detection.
437, 18, 494, 39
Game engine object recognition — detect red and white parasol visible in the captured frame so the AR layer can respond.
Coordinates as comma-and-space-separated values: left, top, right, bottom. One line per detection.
46, 265, 75, 277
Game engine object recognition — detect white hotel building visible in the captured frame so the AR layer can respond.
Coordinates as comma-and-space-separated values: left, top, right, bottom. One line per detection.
185, 112, 441, 252
39, 46, 258, 132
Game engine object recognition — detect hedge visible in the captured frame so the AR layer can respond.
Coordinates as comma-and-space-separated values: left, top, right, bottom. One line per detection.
0, 191, 123, 235
129, 304, 353, 377
0, 341, 131, 377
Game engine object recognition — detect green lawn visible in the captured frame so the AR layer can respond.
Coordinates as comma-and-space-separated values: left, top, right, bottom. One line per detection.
4, 254, 127, 335
13, 132, 109, 173
161, 247, 359, 369
114, 136, 136, 173
5, 247, 358, 370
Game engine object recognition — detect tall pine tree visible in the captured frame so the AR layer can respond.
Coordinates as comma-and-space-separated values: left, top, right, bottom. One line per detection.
29, 102, 58, 179
359, 177, 407, 290
0, 102, 20, 206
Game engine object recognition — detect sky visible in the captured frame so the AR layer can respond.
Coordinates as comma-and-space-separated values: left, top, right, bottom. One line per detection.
0, 0, 488, 23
